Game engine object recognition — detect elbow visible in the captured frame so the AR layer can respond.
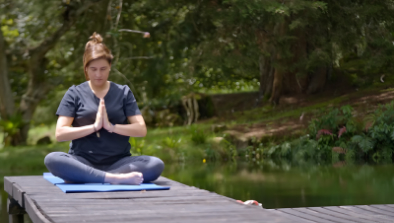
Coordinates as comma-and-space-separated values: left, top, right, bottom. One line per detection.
139, 125, 147, 137
55, 134, 62, 142
55, 131, 64, 142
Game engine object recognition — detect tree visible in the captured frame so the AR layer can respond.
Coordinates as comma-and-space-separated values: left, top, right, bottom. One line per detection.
157, 0, 394, 104
0, 0, 104, 145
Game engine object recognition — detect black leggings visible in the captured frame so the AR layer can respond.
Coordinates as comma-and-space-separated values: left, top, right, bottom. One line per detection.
44, 152, 164, 183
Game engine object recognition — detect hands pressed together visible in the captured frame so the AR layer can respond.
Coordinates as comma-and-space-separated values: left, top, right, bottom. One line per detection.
94, 99, 144, 185
93, 98, 115, 136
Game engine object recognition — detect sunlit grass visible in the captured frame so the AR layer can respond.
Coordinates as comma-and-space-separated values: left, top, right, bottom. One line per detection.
27, 123, 56, 145
0, 131, 3, 149
129, 124, 228, 162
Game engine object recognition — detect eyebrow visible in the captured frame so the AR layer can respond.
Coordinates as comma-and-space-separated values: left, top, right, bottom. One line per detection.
89, 66, 108, 69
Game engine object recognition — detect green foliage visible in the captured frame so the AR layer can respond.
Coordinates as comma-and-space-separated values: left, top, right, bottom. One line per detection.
190, 125, 207, 145
0, 114, 23, 146
261, 102, 394, 163
309, 105, 353, 139
130, 137, 146, 155
3, 0, 394, 146
161, 137, 181, 149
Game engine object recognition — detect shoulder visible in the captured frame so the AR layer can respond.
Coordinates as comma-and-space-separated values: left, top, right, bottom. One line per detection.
74, 81, 90, 91
64, 82, 88, 98
110, 82, 132, 95
64, 85, 77, 97
66, 82, 89, 92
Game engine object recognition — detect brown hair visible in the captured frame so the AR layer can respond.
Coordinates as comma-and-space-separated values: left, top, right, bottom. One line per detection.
83, 32, 114, 80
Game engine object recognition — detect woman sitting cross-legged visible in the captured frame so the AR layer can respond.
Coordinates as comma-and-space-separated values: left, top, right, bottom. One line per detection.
44, 32, 164, 185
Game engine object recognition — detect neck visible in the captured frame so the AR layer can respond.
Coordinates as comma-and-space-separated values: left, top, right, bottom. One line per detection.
89, 81, 109, 92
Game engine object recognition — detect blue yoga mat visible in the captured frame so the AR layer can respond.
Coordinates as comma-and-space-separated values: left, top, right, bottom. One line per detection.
43, 173, 170, 193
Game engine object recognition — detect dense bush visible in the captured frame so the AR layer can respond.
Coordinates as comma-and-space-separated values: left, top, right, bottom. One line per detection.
262, 102, 394, 163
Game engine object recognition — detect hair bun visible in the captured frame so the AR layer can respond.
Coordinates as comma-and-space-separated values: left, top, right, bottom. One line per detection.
89, 32, 103, 44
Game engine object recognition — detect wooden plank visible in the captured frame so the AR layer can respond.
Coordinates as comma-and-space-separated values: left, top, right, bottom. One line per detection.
29, 193, 226, 201
355, 205, 394, 217
48, 211, 293, 223
323, 206, 390, 222
12, 183, 25, 208
46, 196, 233, 203
369, 205, 394, 213
277, 208, 334, 223
307, 207, 372, 223
23, 195, 52, 223
4, 177, 14, 195
28, 191, 214, 201
39, 203, 261, 213
266, 209, 315, 223
294, 207, 353, 223
338, 206, 394, 222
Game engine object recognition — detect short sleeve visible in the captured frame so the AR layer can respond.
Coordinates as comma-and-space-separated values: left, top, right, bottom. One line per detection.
124, 87, 141, 117
56, 86, 77, 117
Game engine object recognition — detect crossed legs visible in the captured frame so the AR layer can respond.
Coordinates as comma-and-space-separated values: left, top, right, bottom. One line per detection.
44, 152, 164, 184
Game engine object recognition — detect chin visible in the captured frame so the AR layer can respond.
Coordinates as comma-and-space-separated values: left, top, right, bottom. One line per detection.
93, 79, 106, 85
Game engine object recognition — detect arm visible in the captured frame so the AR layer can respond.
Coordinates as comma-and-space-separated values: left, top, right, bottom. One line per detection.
112, 115, 147, 137
56, 101, 104, 142
55, 116, 96, 142
101, 101, 147, 137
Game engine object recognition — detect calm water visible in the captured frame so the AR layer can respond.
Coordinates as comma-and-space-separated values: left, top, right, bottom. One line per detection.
2, 161, 394, 222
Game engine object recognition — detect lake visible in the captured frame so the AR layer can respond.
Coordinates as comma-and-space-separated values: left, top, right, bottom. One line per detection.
2, 160, 394, 222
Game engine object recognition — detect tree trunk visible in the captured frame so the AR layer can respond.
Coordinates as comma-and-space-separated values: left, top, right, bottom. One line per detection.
96, 0, 112, 34
269, 58, 283, 105
0, 28, 15, 119
256, 55, 274, 106
18, 56, 50, 144
269, 21, 286, 105
307, 66, 328, 94
5, 0, 103, 145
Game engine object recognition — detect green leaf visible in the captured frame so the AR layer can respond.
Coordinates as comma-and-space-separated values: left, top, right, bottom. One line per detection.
351, 135, 363, 144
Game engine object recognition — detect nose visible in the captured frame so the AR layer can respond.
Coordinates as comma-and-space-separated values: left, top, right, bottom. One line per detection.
94, 70, 102, 77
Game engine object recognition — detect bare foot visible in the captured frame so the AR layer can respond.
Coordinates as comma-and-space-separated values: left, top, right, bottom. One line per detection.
118, 172, 144, 185
105, 172, 144, 185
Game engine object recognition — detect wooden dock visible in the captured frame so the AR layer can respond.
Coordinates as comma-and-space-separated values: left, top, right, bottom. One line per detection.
4, 176, 394, 223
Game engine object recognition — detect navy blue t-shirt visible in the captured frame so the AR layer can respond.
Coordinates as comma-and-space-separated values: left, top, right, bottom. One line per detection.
56, 81, 141, 165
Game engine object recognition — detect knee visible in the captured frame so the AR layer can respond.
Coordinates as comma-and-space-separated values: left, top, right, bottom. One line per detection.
151, 156, 165, 174
145, 156, 164, 182
44, 152, 66, 170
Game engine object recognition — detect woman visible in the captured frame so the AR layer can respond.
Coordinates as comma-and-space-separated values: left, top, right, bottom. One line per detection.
44, 32, 164, 185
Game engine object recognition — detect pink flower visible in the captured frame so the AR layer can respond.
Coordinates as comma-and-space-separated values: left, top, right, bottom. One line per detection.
316, 129, 332, 140
338, 126, 346, 138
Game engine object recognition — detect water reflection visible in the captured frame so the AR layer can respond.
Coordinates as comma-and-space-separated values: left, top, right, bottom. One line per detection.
1, 161, 394, 222
163, 161, 394, 209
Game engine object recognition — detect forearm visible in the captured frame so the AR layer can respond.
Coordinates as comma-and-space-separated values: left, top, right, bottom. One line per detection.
112, 123, 147, 137
56, 124, 96, 142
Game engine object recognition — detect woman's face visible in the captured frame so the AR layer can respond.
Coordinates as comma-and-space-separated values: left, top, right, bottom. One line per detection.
86, 58, 111, 87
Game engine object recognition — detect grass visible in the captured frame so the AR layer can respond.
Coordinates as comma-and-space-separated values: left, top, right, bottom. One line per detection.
27, 123, 57, 145
228, 93, 351, 125
128, 124, 234, 162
